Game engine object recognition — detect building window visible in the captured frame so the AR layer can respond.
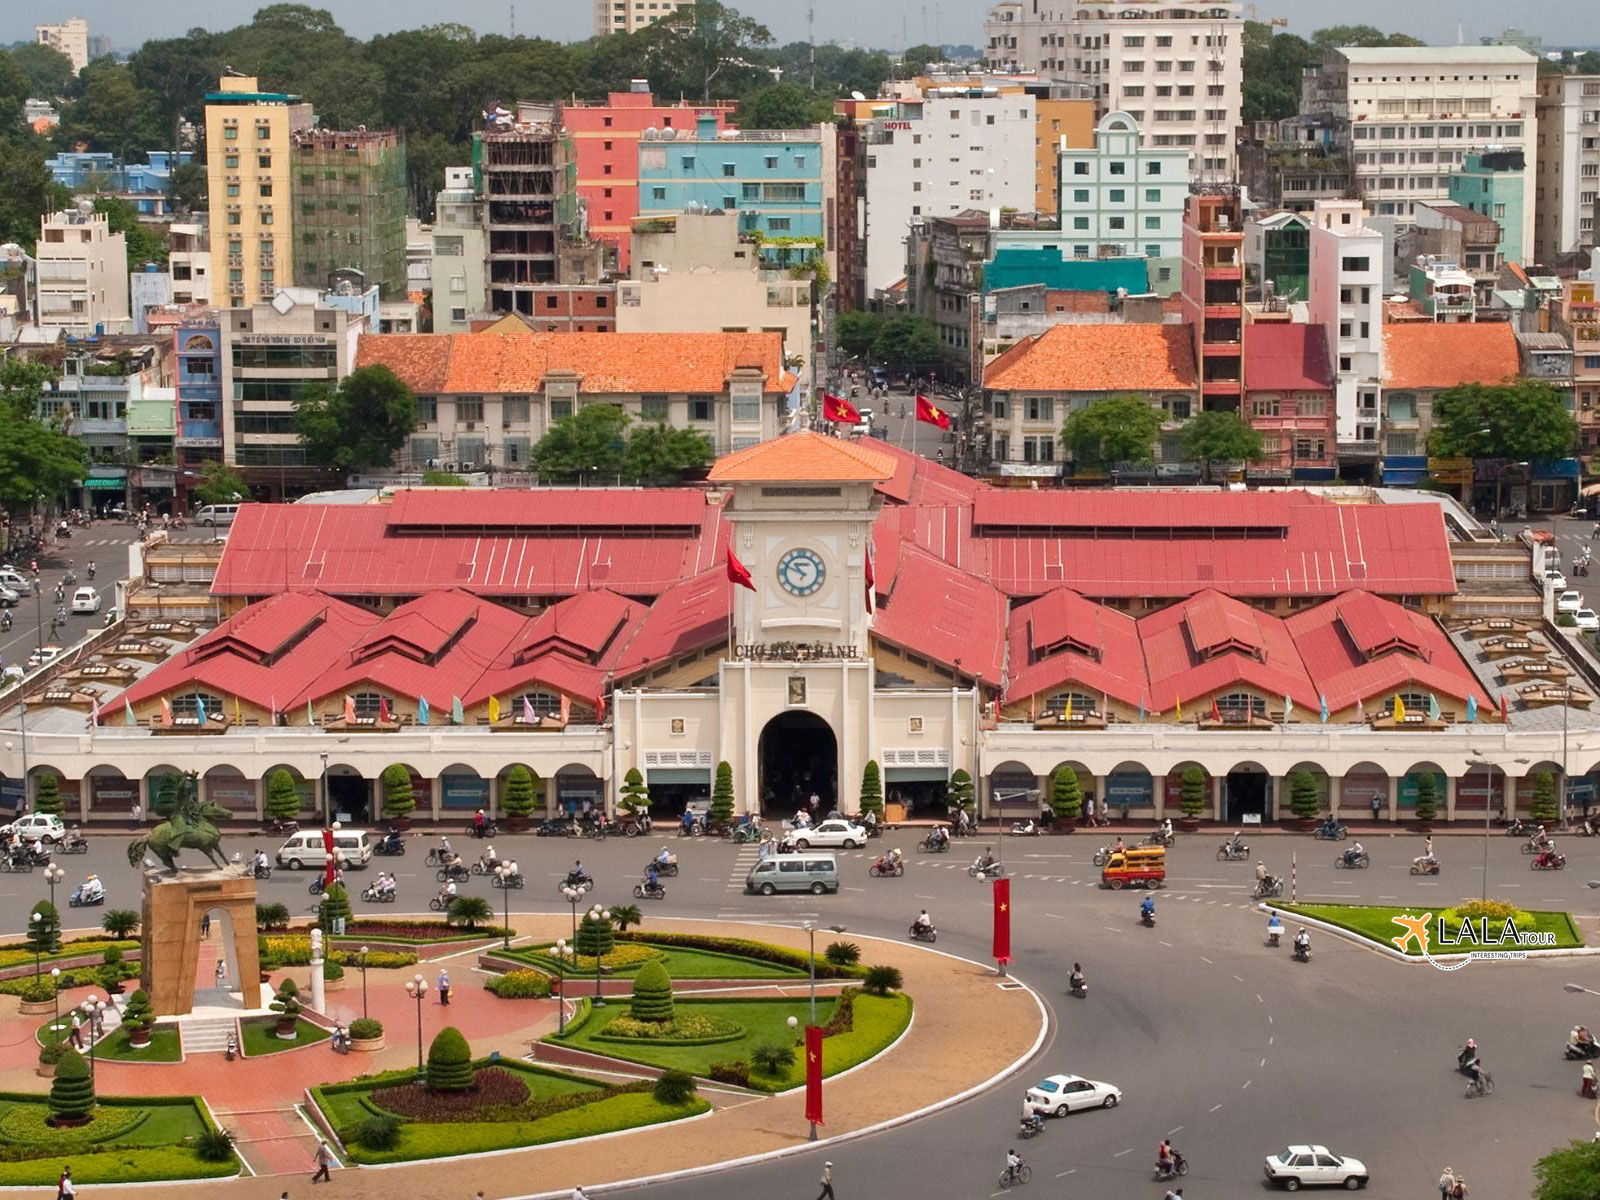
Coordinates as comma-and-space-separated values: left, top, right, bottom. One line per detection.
516, 691, 563, 720
171, 691, 223, 720
1043, 692, 1097, 717
1073, 161, 1089, 175
503, 395, 531, 423
351, 691, 386, 719
732, 393, 760, 423
1145, 216, 1160, 229
1146, 162, 1161, 175
689, 395, 713, 421
1073, 216, 1089, 230
1026, 396, 1054, 421
259, 182, 273, 198
1216, 692, 1266, 720
1252, 396, 1280, 418
550, 398, 574, 421
641, 393, 669, 420
457, 396, 484, 423
722, 163, 736, 176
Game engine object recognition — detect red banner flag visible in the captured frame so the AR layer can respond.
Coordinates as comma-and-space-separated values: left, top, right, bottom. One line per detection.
1211, 696, 1222, 723
804, 1023, 824, 1126
864, 541, 876, 614
993, 876, 1011, 965
322, 827, 337, 886
915, 392, 951, 430
726, 547, 756, 592
378, 696, 390, 724
822, 393, 861, 424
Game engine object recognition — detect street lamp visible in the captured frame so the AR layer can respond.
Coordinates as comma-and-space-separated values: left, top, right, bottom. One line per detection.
554, 938, 569, 1036
50, 967, 61, 1039
28, 910, 47, 979
1564, 983, 1600, 997
320, 752, 331, 825
798, 922, 846, 1142
562, 884, 582, 945
357, 946, 369, 1020
496, 864, 514, 950
589, 905, 611, 1007
404, 973, 427, 1074
1470, 751, 1528, 901
43, 862, 64, 910
80, 995, 104, 1079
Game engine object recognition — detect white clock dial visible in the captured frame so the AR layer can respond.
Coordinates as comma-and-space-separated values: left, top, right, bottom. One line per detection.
777, 548, 825, 596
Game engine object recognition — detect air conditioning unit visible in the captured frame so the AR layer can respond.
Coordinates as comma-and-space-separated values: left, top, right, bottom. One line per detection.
463, 421, 476, 430
503, 421, 512, 429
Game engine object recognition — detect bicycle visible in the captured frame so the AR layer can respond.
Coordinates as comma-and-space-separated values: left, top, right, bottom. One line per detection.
1464, 1070, 1494, 1098
998, 1162, 1032, 1189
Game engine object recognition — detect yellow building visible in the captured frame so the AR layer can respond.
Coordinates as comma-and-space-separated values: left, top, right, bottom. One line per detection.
1034, 98, 1096, 215
204, 76, 313, 308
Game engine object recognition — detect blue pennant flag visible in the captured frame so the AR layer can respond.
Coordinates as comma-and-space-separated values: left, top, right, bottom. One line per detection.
1467, 694, 1478, 723
1320, 694, 1329, 723
419, 695, 430, 726
195, 696, 206, 723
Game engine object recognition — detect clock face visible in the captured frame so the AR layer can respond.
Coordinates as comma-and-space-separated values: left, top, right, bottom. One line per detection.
777, 548, 826, 597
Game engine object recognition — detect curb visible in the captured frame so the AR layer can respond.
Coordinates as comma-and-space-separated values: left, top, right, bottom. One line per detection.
1258, 902, 1600, 963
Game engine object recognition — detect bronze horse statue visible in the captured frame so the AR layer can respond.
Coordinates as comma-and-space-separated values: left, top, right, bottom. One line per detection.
127, 775, 231, 873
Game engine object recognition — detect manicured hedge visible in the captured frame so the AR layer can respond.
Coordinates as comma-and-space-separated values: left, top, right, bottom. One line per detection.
484, 970, 552, 999
0, 938, 139, 970
613, 931, 867, 978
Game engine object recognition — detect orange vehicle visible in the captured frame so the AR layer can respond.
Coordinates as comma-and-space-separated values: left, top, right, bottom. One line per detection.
1100, 846, 1166, 889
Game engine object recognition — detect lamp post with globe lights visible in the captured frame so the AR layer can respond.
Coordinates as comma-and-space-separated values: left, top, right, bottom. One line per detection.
50, 967, 61, 1038
554, 938, 570, 1035
80, 995, 105, 1079
404, 973, 427, 1073
588, 905, 611, 1007
43, 863, 64, 910
495, 864, 515, 950
357, 946, 370, 1019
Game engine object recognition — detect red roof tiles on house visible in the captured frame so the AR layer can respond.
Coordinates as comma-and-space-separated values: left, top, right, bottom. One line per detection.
1004, 589, 1146, 706
872, 547, 1008, 686
385, 489, 708, 530
1244, 324, 1334, 392
973, 489, 1291, 530
1138, 589, 1319, 712
983, 324, 1197, 392
1382, 322, 1520, 391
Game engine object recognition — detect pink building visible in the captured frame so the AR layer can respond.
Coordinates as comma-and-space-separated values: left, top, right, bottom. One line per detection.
564, 84, 736, 272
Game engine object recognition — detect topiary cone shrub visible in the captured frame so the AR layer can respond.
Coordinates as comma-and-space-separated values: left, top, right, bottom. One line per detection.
501, 764, 537, 828
1049, 766, 1082, 828
47, 1047, 94, 1126
629, 960, 675, 1023
32, 770, 63, 817
1287, 770, 1322, 825
1179, 767, 1208, 821
710, 761, 735, 826
264, 768, 302, 823
1413, 771, 1440, 827
425, 1026, 476, 1092
859, 760, 883, 821
574, 910, 615, 959
122, 988, 154, 1047
381, 764, 416, 825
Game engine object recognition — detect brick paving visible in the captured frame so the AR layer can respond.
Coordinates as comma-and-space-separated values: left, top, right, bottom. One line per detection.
0, 917, 1040, 1198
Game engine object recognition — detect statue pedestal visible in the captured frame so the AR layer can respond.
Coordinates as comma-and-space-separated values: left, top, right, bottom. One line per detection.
141, 868, 260, 1018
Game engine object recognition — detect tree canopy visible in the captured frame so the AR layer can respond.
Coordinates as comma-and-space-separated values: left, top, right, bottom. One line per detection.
1242, 22, 1421, 122
1535, 1138, 1600, 1200
1060, 395, 1163, 468
530, 404, 712, 484
0, 361, 89, 511
737, 83, 834, 130
1428, 381, 1578, 464
1179, 410, 1265, 482
292, 365, 418, 471
193, 461, 250, 506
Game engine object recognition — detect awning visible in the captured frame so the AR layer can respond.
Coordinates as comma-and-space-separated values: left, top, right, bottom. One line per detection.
1381, 469, 1429, 486
647, 768, 711, 785
884, 767, 950, 783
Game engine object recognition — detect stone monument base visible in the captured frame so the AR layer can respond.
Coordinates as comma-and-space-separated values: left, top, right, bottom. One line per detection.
141, 868, 261, 1017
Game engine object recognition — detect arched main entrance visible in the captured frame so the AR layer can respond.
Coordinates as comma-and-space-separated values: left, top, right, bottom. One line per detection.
1224, 763, 1272, 822
759, 712, 838, 816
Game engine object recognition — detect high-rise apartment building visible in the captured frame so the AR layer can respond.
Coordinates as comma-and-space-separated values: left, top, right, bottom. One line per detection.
289, 128, 408, 298
34, 205, 130, 336
204, 76, 314, 309
428, 167, 488, 333
35, 18, 89, 73
1306, 199, 1385, 480
565, 83, 735, 272
1179, 189, 1244, 414
1534, 74, 1600, 264
1305, 46, 1538, 252
594, 0, 690, 35
983, 0, 1243, 178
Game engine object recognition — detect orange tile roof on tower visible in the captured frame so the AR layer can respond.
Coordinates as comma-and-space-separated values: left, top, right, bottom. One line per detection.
1383, 322, 1520, 390
708, 431, 897, 483
983, 323, 1197, 392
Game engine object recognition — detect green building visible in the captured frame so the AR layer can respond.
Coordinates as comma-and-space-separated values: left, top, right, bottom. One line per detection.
1448, 150, 1525, 268
1251, 211, 1311, 305
290, 128, 408, 299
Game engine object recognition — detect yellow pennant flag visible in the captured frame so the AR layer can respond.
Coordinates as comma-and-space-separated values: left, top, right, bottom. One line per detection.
1393, 694, 1406, 721
488, 695, 501, 723
1064, 693, 1073, 722
1175, 693, 1183, 721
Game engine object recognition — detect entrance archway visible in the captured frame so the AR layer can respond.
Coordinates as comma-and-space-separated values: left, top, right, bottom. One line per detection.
1224, 763, 1271, 822
759, 712, 838, 816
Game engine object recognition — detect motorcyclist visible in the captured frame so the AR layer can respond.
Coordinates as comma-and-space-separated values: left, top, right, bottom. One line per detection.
913, 909, 932, 935
1536, 840, 1561, 867
1021, 1097, 1042, 1133
1112, 836, 1126, 855
480, 844, 499, 870
1570, 1026, 1598, 1057
87, 561, 96, 580
1140, 894, 1156, 922
1159, 817, 1173, 843
437, 878, 458, 906
473, 808, 488, 837
1225, 829, 1245, 855
1459, 1038, 1478, 1069
1068, 962, 1085, 991
1015, 817, 1036, 835
1293, 928, 1311, 958
565, 860, 589, 888
681, 809, 696, 836
438, 835, 456, 865
80, 873, 104, 902
656, 845, 673, 867
504, 859, 519, 882
252, 849, 269, 877
1342, 840, 1366, 866
1414, 846, 1439, 870
645, 862, 660, 891
976, 848, 997, 874
1158, 1140, 1174, 1176
1267, 912, 1284, 945
1318, 813, 1341, 837
377, 872, 397, 898
1, 611, 10, 632
932, 825, 949, 847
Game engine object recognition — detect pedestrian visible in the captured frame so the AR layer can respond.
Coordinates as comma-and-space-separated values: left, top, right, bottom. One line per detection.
56, 1165, 74, 1200
69, 1011, 82, 1050
572, 1189, 588, 1200
809, 791, 820, 814
131, 801, 141, 829
1424, 835, 1434, 859
200, 912, 211, 938
438, 969, 451, 1006
215, 959, 227, 988
816, 1160, 835, 1200
1370, 795, 1381, 823
1085, 796, 1095, 827
1583, 1061, 1597, 1098
92, 1006, 104, 1039
311, 1139, 335, 1183
1439, 1167, 1456, 1199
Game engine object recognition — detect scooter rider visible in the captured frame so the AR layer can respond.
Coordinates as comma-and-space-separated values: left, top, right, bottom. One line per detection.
1140, 894, 1156, 923
437, 878, 458, 907
1531, 825, 1551, 853
1159, 816, 1173, 843
1293, 928, 1311, 958
913, 909, 933, 935
1414, 846, 1439, 870
1267, 912, 1284, 945
80, 873, 104, 902
976, 848, 997, 874
1225, 829, 1246, 855
1068, 962, 1085, 992
645, 862, 660, 891
656, 845, 673, 867
1021, 1096, 1042, 1133
252, 848, 269, 876
1158, 1140, 1175, 1176
932, 825, 949, 847
566, 860, 588, 887
1342, 840, 1365, 866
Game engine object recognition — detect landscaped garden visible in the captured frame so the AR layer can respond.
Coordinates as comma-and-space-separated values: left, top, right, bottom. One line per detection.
1279, 899, 1584, 953
310, 1029, 708, 1164
504, 928, 865, 981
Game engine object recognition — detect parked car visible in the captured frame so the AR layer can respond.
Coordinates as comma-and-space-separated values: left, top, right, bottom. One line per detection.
70, 587, 101, 614
0, 813, 67, 844
26, 645, 62, 669
1545, 569, 1569, 592
0, 568, 32, 595
1263, 1145, 1368, 1191
1575, 608, 1600, 632
1024, 1073, 1123, 1117
781, 819, 869, 850
0, 584, 17, 607
1558, 589, 1584, 614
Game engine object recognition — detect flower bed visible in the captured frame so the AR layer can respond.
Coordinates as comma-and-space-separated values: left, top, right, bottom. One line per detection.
614, 931, 863, 978
373, 1066, 530, 1117
0, 963, 139, 997
510, 942, 663, 975
0, 939, 139, 971
336, 919, 509, 945
259, 936, 416, 969
0, 1093, 236, 1184
510, 936, 813, 980
484, 969, 552, 998
596, 1012, 743, 1044
0, 1103, 147, 1144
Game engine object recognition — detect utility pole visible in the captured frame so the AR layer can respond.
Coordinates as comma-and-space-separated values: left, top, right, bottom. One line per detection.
808, 0, 816, 91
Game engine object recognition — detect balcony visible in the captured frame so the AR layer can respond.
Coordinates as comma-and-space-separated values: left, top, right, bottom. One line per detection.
177, 420, 222, 443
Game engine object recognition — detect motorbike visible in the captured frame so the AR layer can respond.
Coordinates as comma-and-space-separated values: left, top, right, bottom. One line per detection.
428, 892, 456, 911
470, 819, 499, 839
1092, 846, 1112, 867
425, 846, 460, 866
1010, 820, 1042, 837
361, 882, 396, 903
1504, 818, 1537, 837
57, 830, 88, 854
491, 871, 524, 890
968, 858, 1003, 879
1267, 925, 1283, 947
1520, 837, 1550, 856
1216, 841, 1250, 862
648, 858, 679, 877
251, 862, 272, 880
1465, 1070, 1495, 1098
1533, 851, 1567, 870
1292, 941, 1312, 963
331, 1027, 350, 1055
1457, 1044, 1480, 1075
309, 875, 342, 896
68, 884, 105, 907
1142, 829, 1175, 848
1578, 818, 1600, 838
1019, 1113, 1045, 1139
1139, 906, 1156, 928
557, 872, 594, 894
730, 824, 763, 844
469, 855, 503, 876
373, 832, 406, 856
1566, 1039, 1600, 1061
1410, 859, 1441, 876
1312, 821, 1349, 841
1068, 972, 1087, 998
633, 881, 667, 900
908, 922, 938, 943
869, 857, 905, 877
436, 863, 471, 883
1334, 851, 1371, 869
1253, 877, 1285, 899
1154, 1152, 1189, 1182
263, 818, 298, 836
918, 834, 950, 854
225, 1034, 238, 1061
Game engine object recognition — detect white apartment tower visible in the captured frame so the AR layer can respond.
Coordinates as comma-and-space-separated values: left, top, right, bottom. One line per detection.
1312, 46, 1538, 253
1534, 74, 1600, 264
35, 204, 130, 336
983, 0, 1243, 178
1306, 200, 1384, 462
35, 18, 89, 73
428, 167, 488, 333
594, 0, 690, 35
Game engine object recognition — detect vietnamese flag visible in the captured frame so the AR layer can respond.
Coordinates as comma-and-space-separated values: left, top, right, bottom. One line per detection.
322, 827, 338, 886
1211, 696, 1222, 723
726, 547, 756, 592
1501, 694, 1510, 722
993, 876, 1011, 966
822, 393, 861, 424
864, 542, 876, 614
804, 1023, 824, 1126
378, 696, 390, 724
915, 392, 951, 430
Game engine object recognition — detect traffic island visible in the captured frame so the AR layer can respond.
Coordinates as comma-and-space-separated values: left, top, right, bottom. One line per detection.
1275, 899, 1585, 956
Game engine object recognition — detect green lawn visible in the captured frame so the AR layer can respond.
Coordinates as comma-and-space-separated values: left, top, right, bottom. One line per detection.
97, 1027, 183, 1062
240, 1016, 329, 1056
510, 941, 806, 980
0, 1094, 234, 1184
1281, 903, 1585, 953
551, 992, 912, 1091
315, 1062, 599, 1131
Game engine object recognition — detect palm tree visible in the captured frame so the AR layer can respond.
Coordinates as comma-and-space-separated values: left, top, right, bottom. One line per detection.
610, 904, 644, 931
446, 895, 494, 931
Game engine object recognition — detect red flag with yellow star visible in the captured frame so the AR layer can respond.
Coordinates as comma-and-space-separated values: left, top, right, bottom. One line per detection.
993, 876, 1011, 965
804, 1023, 824, 1126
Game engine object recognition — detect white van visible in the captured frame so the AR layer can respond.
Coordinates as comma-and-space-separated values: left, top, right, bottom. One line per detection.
276, 828, 374, 870
195, 504, 240, 527
745, 852, 839, 896
0, 568, 33, 595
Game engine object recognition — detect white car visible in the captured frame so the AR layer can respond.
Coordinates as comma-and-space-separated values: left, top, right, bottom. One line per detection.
1, 813, 66, 844
1545, 569, 1569, 592
782, 819, 869, 850
1264, 1145, 1369, 1191
1558, 589, 1584, 615
0, 568, 32, 594
1024, 1073, 1123, 1116
1576, 609, 1600, 632
70, 587, 101, 614
0, 584, 17, 607
26, 645, 62, 669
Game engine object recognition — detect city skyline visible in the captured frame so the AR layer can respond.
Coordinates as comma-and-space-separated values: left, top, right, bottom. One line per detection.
10, 0, 1600, 59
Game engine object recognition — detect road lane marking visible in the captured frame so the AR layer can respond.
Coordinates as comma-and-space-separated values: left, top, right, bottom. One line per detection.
1200, 956, 1213, 964
1268, 1014, 1273, 1025
1260, 1057, 1267, 1067
1232, 974, 1244, 983
1166, 1125, 1184, 1136
1159, 940, 1173, 947
1113, 1148, 1133, 1157
1256, 994, 1263, 1003
1045, 913, 1065, 920
1054, 1170, 1076, 1178
1243, 1079, 1252, 1089
1209, 1104, 1223, 1113
1269, 1036, 1274, 1045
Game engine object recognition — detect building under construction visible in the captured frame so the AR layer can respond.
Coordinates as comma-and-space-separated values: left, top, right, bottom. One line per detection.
473, 103, 586, 314
290, 128, 408, 299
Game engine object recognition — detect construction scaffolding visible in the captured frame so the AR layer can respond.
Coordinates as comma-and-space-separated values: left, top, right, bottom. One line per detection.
290, 128, 409, 299
474, 103, 583, 312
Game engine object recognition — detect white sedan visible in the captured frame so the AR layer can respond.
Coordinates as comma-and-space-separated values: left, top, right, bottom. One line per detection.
782, 820, 869, 850
1558, 589, 1584, 615
1576, 608, 1600, 633
1024, 1073, 1122, 1117
1264, 1145, 1369, 1191
1, 813, 66, 844
70, 587, 101, 614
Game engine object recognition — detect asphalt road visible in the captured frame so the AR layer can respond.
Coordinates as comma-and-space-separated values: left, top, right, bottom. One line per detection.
9, 823, 1600, 1197
0, 522, 139, 670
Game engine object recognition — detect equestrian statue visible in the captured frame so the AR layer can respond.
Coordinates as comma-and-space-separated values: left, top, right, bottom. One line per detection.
127, 773, 231, 872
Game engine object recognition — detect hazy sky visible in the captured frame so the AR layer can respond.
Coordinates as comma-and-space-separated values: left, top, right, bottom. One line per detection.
12, 0, 1600, 55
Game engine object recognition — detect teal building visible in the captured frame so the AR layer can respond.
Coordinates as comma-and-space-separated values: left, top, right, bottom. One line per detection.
1449, 150, 1525, 267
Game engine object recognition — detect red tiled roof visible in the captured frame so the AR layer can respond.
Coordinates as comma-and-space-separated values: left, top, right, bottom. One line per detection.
1244, 324, 1334, 392
464, 649, 607, 710
1383, 322, 1520, 390
356, 330, 791, 396
974, 489, 1291, 530
1005, 588, 1146, 706
512, 589, 638, 664
385, 489, 707, 529
607, 567, 732, 678
983, 324, 1196, 392
1139, 589, 1319, 711
872, 547, 1007, 686
709, 432, 896, 483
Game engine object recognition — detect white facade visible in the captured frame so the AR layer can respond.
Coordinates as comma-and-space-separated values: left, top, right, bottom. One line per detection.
35, 207, 131, 336
1307, 200, 1384, 450
35, 18, 89, 73
168, 223, 211, 308
1323, 46, 1538, 253
1534, 74, 1600, 263
983, 0, 1242, 178
427, 177, 487, 334
863, 89, 1037, 294
594, 0, 689, 35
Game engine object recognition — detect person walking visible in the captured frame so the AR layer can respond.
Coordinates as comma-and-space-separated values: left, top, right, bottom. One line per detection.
816, 1160, 835, 1200
311, 1139, 335, 1183
1371, 795, 1382, 823
437, 969, 451, 1006
200, 912, 211, 938
131, 802, 141, 829
1438, 1167, 1456, 1199
1582, 1061, 1597, 1098
215, 959, 227, 988
56, 1165, 74, 1200
69, 1011, 83, 1050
